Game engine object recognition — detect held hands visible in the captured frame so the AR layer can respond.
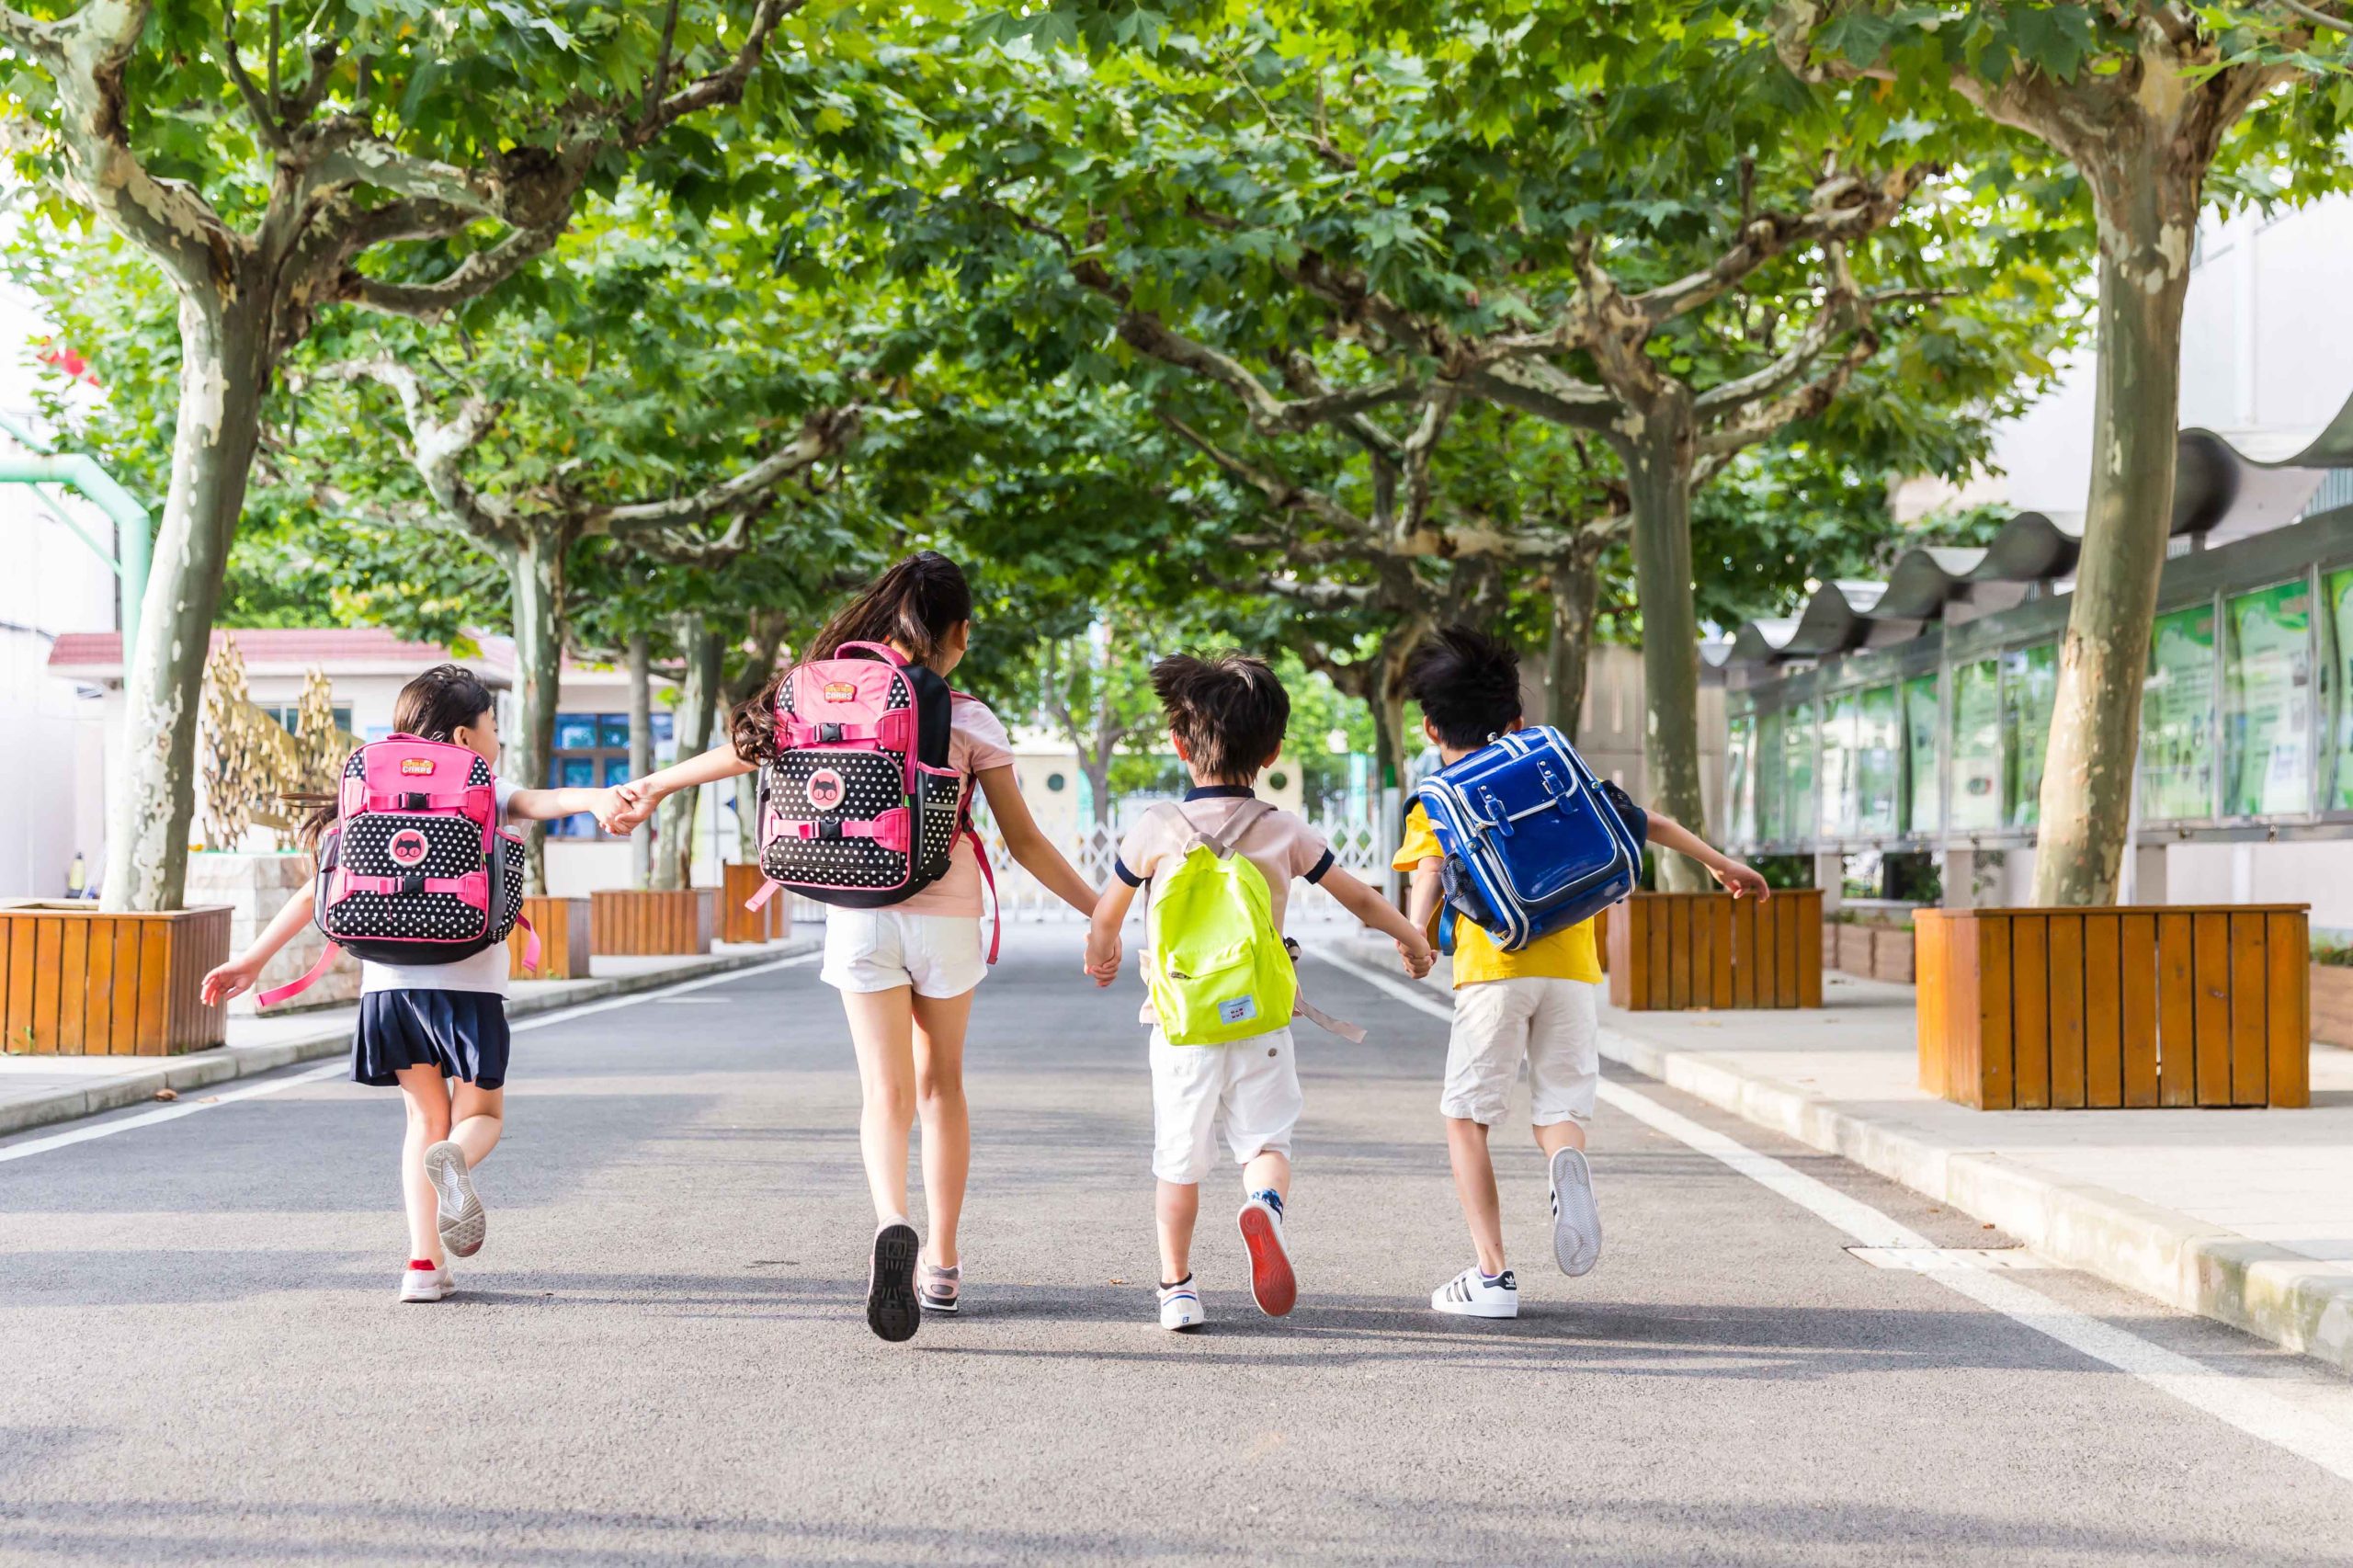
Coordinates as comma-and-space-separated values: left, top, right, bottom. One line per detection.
199, 957, 261, 1007
1714, 858, 1772, 903
599, 780, 659, 835
1396, 930, 1436, 981
1083, 926, 1122, 988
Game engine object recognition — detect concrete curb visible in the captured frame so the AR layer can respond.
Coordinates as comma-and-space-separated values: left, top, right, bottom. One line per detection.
0, 936, 820, 1142
1593, 1020, 2353, 1376
1320, 932, 2353, 1374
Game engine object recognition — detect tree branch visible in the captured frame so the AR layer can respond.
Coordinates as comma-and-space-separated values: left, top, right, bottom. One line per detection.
635, 0, 801, 143
221, 1, 289, 149
1462, 359, 1626, 432
1154, 409, 1371, 540
1635, 165, 1935, 324
323, 356, 511, 542
336, 223, 565, 321
0, 6, 58, 58
2277, 0, 2353, 38
1695, 325, 1880, 458
589, 405, 862, 534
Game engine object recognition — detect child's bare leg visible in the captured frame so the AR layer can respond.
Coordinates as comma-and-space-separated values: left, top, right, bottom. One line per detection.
1242, 1149, 1290, 1203
449, 1083, 504, 1168
841, 987, 918, 1224
394, 1067, 453, 1265
1534, 1119, 1586, 1156
1156, 1180, 1199, 1283
1447, 1118, 1507, 1276
911, 988, 976, 1268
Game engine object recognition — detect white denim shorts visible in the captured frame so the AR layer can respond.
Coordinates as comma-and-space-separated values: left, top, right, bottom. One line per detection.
1149, 1025, 1302, 1186
821, 909, 987, 1000
1443, 976, 1599, 1128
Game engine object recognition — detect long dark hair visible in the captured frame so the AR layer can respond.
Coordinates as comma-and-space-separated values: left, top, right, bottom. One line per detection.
727, 552, 972, 763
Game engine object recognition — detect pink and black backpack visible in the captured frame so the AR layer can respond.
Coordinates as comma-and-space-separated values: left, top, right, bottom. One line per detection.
747, 642, 995, 954
258, 735, 535, 1006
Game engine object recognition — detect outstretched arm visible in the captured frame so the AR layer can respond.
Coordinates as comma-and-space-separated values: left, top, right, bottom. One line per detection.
606, 743, 758, 830
1647, 812, 1770, 901
200, 882, 317, 1006
507, 783, 627, 824
1320, 866, 1434, 978
977, 767, 1098, 917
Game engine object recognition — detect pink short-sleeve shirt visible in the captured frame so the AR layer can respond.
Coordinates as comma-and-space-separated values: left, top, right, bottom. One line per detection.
895, 694, 1015, 917
1113, 787, 1335, 934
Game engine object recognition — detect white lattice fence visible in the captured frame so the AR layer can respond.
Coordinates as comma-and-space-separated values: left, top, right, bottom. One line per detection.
768, 812, 1392, 931
966, 812, 1392, 925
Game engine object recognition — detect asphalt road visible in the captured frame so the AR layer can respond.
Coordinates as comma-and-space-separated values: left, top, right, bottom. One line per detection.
6, 925, 2353, 1567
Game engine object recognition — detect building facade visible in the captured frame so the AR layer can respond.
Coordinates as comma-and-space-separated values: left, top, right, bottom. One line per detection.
1711, 192, 2353, 924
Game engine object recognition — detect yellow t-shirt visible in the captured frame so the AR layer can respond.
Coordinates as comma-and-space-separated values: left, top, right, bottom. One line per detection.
1393, 803, 1601, 987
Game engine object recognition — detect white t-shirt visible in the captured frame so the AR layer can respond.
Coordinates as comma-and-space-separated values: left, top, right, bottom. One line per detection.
360, 777, 520, 997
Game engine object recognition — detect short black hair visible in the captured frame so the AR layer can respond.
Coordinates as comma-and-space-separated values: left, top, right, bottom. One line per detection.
1404, 626, 1523, 749
1151, 652, 1290, 782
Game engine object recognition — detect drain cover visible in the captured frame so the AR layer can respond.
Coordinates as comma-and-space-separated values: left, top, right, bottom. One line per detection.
1846, 1246, 2049, 1272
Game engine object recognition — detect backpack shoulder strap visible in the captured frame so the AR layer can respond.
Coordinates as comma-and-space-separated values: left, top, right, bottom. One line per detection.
1197, 797, 1278, 859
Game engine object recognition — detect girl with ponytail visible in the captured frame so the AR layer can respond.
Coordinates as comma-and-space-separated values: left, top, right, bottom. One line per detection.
609, 551, 1101, 1340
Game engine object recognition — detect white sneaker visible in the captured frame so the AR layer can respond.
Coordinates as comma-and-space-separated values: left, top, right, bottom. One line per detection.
423, 1141, 485, 1258
1432, 1266, 1518, 1319
1236, 1189, 1297, 1317
1158, 1276, 1207, 1332
398, 1266, 454, 1303
1550, 1146, 1602, 1277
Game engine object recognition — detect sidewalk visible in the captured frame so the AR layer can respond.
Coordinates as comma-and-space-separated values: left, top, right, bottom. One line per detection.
0, 935, 820, 1140
1326, 937, 2353, 1376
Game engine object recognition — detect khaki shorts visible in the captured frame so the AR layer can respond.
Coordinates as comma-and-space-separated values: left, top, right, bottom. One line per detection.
1442, 976, 1599, 1128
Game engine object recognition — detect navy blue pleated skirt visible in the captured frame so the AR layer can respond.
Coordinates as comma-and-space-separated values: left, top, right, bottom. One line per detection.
352, 990, 511, 1090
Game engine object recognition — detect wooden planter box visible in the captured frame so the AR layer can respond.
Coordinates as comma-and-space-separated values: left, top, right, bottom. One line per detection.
592, 889, 714, 956
1873, 926, 1915, 984
719, 863, 789, 945
0, 902, 230, 1055
509, 896, 591, 981
1606, 889, 1824, 1011
1826, 922, 1917, 984
2311, 962, 2353, 1050
1915, 905, 2310, 1109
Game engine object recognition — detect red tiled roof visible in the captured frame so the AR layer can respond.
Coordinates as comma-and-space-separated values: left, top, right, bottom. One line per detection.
48, 628, 515, 681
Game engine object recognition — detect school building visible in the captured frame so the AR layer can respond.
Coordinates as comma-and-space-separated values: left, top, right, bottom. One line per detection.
1705, 192, 2353, 929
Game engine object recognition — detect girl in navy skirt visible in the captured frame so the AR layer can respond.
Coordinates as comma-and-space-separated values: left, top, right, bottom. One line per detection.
202, 665, 625, 1302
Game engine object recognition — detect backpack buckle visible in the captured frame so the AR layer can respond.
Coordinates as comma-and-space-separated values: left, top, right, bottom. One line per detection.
817, 819, 845, 841
400, 872, 426, 896
819, 722, 844, 744
401, 791, 428, 811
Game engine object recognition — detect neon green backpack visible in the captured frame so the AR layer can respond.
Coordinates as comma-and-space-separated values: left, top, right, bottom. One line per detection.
1145, 801, 1299, 1046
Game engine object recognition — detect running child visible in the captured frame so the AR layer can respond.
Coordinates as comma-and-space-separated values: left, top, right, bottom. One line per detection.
1085, 653, 1435, 1333
606, 551, 1101, 1342
199, 664, 627, 1303
1393, 627, 1768, 1319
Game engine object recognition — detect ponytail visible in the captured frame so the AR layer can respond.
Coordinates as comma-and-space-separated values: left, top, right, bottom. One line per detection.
726, 551, 973, 764
808, 551, 972, 664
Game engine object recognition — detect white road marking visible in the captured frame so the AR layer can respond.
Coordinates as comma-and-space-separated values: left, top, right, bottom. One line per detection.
1311, 944, 2353, 1484
1847, 1247, 2052, 1272
0, 1062, 348, 1165
0, 951, 821, 1165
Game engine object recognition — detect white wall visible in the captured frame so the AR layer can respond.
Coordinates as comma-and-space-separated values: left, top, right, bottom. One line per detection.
1984, 193, 2353, 520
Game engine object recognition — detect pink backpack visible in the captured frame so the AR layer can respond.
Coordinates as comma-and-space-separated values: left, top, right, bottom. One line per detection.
258, 735, 536, 1006
747, 642, 996, 957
